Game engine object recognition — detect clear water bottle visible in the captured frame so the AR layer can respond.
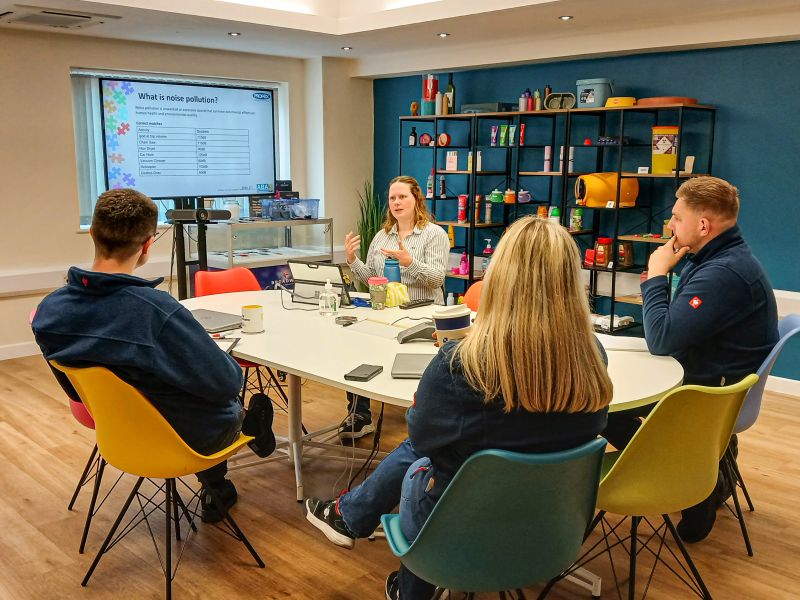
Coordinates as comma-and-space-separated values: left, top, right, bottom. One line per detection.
318, 279, 338, 316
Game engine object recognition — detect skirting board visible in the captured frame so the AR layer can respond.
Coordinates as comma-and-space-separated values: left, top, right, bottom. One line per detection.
2, 339, 798, 398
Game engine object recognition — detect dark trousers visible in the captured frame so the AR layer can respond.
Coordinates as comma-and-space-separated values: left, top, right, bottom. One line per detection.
183, 408, 244, 487
346, 391, 372, 418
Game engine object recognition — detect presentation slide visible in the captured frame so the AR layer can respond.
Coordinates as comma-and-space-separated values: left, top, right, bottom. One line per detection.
101, 79, 275, 198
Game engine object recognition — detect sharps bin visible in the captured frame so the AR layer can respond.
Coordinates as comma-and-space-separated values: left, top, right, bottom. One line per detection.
652, 126, 679, 174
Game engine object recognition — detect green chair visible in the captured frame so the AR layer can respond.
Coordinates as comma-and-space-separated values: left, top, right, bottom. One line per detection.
380, 438, 607, 598
579, 375, 758, 600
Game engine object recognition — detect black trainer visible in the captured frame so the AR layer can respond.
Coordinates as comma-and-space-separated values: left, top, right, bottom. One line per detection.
200, 479, 237, 523
338, 412, 375, 440
243, 392, 276, 458
305, 497, 355, 549
385, 571, 400, 600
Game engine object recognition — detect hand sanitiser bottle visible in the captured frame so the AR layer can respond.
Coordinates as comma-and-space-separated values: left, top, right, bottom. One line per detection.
482, 239, 494, 273
318, 279, 338, 316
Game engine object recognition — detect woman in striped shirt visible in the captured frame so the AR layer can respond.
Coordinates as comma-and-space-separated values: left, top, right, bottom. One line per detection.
340, 175, 449, 439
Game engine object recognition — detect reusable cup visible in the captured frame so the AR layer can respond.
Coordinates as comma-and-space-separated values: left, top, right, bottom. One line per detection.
241, 304, 264, 334
432, 304, 473, 344
368, 276, 389, 310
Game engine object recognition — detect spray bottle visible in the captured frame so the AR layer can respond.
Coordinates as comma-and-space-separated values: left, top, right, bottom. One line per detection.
482, 239, 494, 273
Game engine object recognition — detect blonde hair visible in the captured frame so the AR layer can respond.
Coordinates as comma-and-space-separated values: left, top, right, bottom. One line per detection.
453, 217, 612, 414
677, 176, 739, 222
382, 175, 434, 232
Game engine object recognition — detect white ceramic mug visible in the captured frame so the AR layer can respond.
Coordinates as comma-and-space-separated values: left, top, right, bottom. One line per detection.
241, 304, 264, 334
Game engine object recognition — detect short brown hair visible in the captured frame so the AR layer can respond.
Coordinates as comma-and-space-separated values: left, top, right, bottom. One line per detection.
382, 175, 434, 232
91, 189, 158, 259
676, 176, 739, 222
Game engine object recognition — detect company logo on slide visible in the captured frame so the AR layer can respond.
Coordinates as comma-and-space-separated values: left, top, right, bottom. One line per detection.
256, 183, 273, 192
252, 92, 271, 101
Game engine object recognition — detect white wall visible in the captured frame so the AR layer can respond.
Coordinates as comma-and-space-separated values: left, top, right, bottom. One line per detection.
0, 29, 371, 358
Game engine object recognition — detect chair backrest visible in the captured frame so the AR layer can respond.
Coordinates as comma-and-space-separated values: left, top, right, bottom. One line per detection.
736, 314, 800, 433
463, 280, 483, 312
395, 438, 607, 592
50, 361, 247, 478
598, 374, 758, 517
194, 267, 261, 297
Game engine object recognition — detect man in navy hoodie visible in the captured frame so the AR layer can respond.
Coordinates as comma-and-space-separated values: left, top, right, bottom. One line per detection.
32, 189, 248, 522
606, 176, 778, 542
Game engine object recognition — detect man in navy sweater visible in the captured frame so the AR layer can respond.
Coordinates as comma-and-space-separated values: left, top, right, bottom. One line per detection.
607, 176, 778, 542
32, 189, 255, 522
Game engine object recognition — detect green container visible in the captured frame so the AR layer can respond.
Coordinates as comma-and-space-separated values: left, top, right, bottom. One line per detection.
489, 189, 504, 203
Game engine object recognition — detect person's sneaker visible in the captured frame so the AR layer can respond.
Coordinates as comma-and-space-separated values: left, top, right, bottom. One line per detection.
385, 571, 400, 600
338, 412, 375, 440
305, 497, 355, 549
243, 392, 276, 458
200, 479, 237, 523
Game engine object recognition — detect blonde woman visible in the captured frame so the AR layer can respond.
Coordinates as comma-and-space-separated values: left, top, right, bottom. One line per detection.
307, 217, 613, 600
341, 175, 449, 439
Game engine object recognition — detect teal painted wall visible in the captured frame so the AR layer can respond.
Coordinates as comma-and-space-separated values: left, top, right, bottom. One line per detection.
373, 41, 799, 380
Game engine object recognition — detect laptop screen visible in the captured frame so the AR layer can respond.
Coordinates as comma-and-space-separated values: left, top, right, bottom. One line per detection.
287, 261, 351, 306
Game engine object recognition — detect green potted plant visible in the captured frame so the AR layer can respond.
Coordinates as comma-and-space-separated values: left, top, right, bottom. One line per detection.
356, 180, 386, 263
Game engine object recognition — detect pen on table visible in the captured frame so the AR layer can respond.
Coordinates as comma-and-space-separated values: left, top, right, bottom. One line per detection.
211, 333, 235, 339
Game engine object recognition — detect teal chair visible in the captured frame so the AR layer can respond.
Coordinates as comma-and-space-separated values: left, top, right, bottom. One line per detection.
380, 438, 607, 598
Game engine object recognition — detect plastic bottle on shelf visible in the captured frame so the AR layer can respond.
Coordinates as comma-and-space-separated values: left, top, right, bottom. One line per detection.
426, 169, 434, 199
548, 206, 561, 225
482, 239, 494, 273
459, 251, 469, 275
318, 279, 338, 316
570, 208, 584, 231
439, 174, 446, 198
446, 292, 455, 306
408, 126, 417, 146
447, 225, 455, 248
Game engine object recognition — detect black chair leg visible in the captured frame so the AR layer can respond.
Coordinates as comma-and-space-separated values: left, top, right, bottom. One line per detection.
240, 367, 250, 402
171, 480, 182, 542
68, 444, 98, 511
205, 483, 265, 568
663, 514, 713, 599
628, 516, 639, 600
79, 457, 106, 554
723, 456, 753, 556
255, 367, 265, 394
83, 477, 145, 586
165, 478, 173, 600
727, 448, 755, 512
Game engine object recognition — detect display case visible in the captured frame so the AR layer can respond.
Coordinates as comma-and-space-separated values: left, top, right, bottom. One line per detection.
186, 219, 333, 269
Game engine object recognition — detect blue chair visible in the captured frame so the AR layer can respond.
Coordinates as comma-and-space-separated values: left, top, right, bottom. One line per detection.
380, 438, 607, 598
723, 313, 800, 556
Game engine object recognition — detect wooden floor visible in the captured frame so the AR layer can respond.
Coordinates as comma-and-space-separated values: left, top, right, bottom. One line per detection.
1, 355, 798, 599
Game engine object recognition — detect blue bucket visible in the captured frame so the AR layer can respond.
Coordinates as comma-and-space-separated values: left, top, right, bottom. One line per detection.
576, 78, 613, 108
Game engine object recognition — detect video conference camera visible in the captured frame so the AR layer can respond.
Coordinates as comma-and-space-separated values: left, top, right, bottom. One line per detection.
165, 208, 231, 223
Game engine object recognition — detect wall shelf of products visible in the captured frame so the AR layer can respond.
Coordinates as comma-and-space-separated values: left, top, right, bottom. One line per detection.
398, 103, 715, 330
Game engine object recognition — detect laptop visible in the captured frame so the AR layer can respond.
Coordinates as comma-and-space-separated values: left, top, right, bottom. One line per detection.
190, 309, 243, 333
391, 353, 435, 379
287, 261, 352, 307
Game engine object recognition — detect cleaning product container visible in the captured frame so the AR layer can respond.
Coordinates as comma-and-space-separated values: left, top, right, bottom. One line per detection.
652, 126, 679, 174
576, 78, 613, 108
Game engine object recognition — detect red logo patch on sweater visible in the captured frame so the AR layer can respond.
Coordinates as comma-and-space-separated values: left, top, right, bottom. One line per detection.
81, 276, 89, 287
689, 296, 703, 309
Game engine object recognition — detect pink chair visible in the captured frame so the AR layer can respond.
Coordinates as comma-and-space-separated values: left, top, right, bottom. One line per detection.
31, 306, 109, 553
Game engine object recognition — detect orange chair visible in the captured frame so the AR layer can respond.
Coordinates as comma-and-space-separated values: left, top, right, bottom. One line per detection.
463, 280, 483, 312
194, 268, 289, 409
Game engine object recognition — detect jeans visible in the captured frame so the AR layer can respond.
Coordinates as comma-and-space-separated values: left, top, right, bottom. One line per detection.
338, 438, 438, 600
346, 391, 372, 419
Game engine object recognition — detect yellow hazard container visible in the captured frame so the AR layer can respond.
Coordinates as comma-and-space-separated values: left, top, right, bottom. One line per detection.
652, 126, 679, 174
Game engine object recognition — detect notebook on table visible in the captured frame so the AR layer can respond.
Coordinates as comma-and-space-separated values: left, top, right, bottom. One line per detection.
190, 309, 242, 333
391, 353, 436, 379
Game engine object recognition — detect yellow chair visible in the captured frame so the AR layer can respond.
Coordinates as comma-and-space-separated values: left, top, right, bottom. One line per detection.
577, 375, 757, 600
50, 361, 265, 599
